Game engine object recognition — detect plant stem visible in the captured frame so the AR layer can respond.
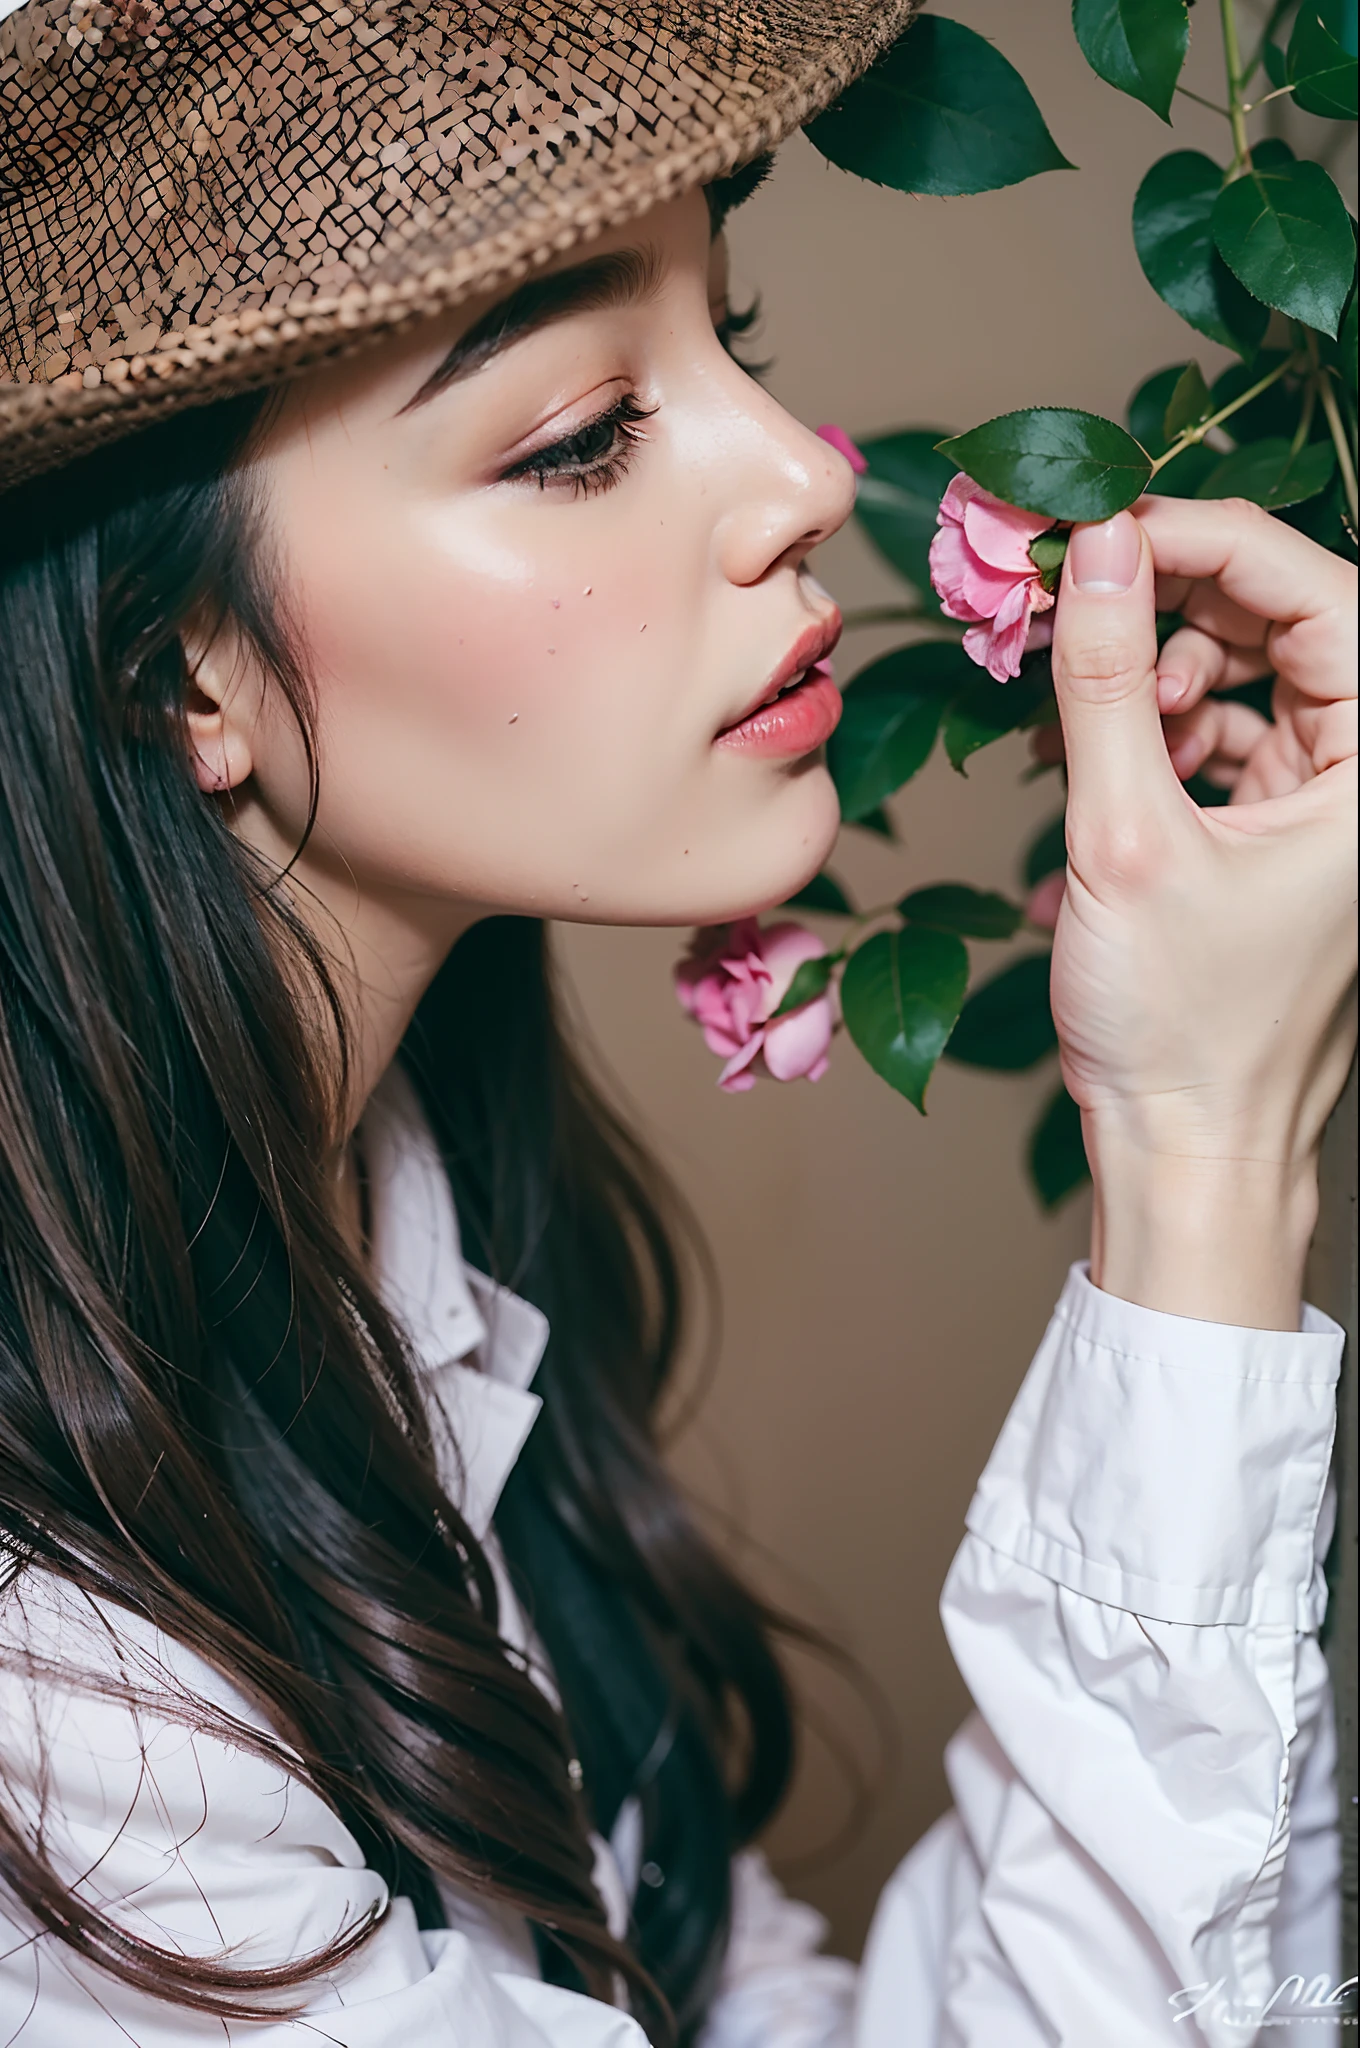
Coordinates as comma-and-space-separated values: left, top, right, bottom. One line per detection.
1318, 369, 1360, 529
1149, 352, 1301, 473
1175, 83, 1234, 116
1241, 82, 1297, 112
1219, 0, 1254, 173
1291, 376, 1318, 458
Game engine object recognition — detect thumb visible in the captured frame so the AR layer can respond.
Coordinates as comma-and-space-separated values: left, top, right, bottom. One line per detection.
1052, 510, 1178, 829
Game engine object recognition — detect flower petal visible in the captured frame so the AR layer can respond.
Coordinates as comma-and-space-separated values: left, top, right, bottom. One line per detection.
763, 998, 834, 1081
755, 922, 829, 1015
929, 525, 1026, 624
961, 491, 1054, 573
938, 472, 980, 525
816, 424, 868, 475
718, 1033, 765, 1089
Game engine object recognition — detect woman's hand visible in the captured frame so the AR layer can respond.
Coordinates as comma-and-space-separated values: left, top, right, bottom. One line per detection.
1046, 496, 1356, 1329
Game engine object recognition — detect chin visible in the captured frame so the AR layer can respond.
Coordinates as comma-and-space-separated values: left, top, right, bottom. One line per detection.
696, 768, 842, 923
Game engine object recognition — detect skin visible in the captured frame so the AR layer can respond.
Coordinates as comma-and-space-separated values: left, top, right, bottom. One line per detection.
189, 187, 1358, 1332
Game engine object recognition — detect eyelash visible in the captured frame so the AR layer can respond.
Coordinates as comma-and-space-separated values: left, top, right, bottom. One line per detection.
505, 392, 657, 498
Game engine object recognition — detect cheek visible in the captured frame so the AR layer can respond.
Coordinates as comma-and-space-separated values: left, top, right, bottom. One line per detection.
284, 483, 715, 897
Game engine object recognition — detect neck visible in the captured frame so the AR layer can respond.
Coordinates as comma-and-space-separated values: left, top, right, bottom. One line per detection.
221, 793, 487, 1248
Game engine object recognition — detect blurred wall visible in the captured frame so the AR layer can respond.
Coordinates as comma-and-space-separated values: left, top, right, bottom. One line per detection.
553, 0, 1334, 1956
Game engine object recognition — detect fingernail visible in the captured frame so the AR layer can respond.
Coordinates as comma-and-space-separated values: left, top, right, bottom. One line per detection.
1157, 670, 1189, 710
1069, 513, 1141, 594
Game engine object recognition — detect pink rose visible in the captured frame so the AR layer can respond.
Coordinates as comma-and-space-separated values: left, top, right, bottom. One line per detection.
815, 423, 868, 475
928, 474, 1058, 683
674, 917, 834, 1092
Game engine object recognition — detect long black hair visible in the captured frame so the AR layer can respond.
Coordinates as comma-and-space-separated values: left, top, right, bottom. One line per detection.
0, 374, 795, 2040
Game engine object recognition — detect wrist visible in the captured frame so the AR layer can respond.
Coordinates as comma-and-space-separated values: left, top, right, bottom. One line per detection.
1084, 1119, 1319, 1331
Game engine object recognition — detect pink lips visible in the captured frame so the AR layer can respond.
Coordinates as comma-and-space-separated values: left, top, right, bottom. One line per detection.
715, 616, 843, 760
714, 657, 841, 758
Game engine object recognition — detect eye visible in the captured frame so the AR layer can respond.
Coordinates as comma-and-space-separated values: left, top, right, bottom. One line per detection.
504, 393, 657, 498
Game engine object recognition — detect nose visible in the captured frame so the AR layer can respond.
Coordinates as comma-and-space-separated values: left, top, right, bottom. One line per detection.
712, 384, 857, 588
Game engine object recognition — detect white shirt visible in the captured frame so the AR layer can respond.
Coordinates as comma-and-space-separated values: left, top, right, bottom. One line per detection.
0, 1064, 1345, 2046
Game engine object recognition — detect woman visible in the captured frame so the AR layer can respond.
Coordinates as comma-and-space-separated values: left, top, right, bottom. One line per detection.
0, 2, 1354, 2043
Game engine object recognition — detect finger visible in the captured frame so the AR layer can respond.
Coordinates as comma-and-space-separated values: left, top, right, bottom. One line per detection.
1162, 698, 1271, 781
1134, 496, 1357, 700
1177, 580, 1271, 650
1052, 512, 1181, 830
1231, 720, 1328, 805
1155, 624, 1271, 713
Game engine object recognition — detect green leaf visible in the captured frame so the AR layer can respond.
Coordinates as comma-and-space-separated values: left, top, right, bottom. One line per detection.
938, 408, 1152, 521
898, 882, 1025, 938
840, 927, 970, 1111
1341, 292, 1358, 399
1132, 153, 1271, 356
1023, 812, 1068, 886
1212, 158, 1355, 338
826, 642, 969, 819
1249, 137, 1298, 172
1028, 1085, 1091, 1208
1071, 0, 1189, 121
854, 805, 897, 840
945, 953, 1058, 1070
1197, 435, 1337, 508
804, 16, 1073, 197
784, 870, 853, 915
1162, 359, 1213, 440
1287, 6, 1358, 117
944, 656, 1058, 773
1127, 364, 1189, 453
1280, 470, 1359, 561
771, 952, 836, 1019
854, 431, 959, 603
1028, 529, 1069, 591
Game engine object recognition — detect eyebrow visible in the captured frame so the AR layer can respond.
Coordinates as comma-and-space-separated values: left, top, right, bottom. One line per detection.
400, 244, 664, 414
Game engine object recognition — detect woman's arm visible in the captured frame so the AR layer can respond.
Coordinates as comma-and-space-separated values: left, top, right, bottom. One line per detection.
856, 498, 1355, 2045
1049, 495, 1356, 1331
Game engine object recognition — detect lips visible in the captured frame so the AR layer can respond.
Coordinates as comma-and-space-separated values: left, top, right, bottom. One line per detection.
715, 611, 843, 744
714, 640, 843, 758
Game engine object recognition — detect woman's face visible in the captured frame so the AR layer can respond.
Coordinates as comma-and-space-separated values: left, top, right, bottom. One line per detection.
201, 189, 855, 934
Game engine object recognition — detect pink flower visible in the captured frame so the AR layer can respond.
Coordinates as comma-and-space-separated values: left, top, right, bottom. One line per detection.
929, 474, 1058, 683
1025, 870, 1066, 932
815, 424, 868, 475
674, 918, 834, 1092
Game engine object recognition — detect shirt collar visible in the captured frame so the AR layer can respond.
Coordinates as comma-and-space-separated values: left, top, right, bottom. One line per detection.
360, 1061, 549, 1534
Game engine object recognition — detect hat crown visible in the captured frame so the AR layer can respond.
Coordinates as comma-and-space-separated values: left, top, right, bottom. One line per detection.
0, 0, 920, 491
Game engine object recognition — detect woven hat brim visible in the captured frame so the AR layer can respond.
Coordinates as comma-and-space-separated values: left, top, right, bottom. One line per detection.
0, 0, 922, 494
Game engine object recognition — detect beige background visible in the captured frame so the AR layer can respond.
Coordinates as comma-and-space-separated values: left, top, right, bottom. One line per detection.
554, 0, 1352, 1956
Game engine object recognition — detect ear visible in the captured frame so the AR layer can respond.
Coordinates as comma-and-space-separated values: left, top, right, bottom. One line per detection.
183, 621, 257, 795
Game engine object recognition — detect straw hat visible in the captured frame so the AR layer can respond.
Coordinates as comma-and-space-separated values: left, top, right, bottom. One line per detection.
0, 0, 920, 492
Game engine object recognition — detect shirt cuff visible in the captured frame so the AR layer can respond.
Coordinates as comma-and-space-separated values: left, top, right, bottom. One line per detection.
964, 1263, 1343, 1628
